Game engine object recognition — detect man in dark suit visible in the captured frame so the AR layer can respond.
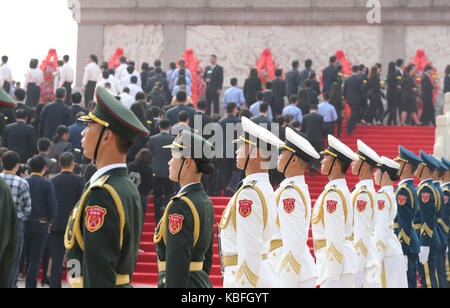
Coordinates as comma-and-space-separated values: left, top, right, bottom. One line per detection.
14, 88, 34, 124
39, 88, 72, 139
146, 67, 170, 97
286, 60, 300, 97
264, 81, 281, 117
68, 111, 86, 157
297, 59, 313, 91
344, 65, 364, 135
3, 109, 36, 163
165, 91, 196, 128
272, 69, 286, 113
204, 55, 224, 116
250, 102, 272, 126
420, 65, 435, 126
301, 104, 326, 175
218, 102, 241, 196
194, 100, 214, 137
49, 152, 84, 288
69, 92, 88, 123
148, 119, 175, 223
322, 55, 339, 94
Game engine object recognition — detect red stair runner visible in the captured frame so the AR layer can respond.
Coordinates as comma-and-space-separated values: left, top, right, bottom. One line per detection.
133, 124, 436, 287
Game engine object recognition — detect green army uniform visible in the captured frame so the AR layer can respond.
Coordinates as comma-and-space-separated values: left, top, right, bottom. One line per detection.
64, 87, 149, 288
154, 130, 215, 288
0, 88, 18, 288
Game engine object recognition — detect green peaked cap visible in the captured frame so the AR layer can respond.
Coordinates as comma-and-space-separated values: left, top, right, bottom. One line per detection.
79, 87, 149, 141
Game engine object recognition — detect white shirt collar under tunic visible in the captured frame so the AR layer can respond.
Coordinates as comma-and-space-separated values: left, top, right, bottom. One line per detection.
326, 178, 347, 188
89, 163, 127, 184
281, 175, 305, 186
244, 172, 270, 184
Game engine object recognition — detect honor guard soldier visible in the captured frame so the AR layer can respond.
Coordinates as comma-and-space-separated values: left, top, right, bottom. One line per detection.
219, 117, 283, 288
441, 157, 450, 288
154, 130, 216, 288
373, 156, 408, 288
64, 87, 149, 288
350, 140, 383, 288
393, 145, 422, 288
0, 88, 18, 288
312, 135, 358, 288
427, 155, 449, 287
414, 150, 442, 288
275, 127, 319, 288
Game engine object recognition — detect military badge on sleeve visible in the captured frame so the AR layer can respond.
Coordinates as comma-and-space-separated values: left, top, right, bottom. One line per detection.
377, 200, 385, 211
397, 195, 407, 206
238, 200, 253, 218
169, 214, 184, 235
326, 200, 337, 214
283, 198, 296, 214
421, 192, 430, 203
85, 206, 107, 232
356, 200, 367, 212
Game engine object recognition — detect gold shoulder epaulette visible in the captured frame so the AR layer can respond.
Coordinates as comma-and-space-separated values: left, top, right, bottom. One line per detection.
90, 175, 110, 189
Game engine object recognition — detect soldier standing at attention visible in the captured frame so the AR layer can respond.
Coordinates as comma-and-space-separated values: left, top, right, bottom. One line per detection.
373, 156, 408, 288
64, 87, 149, 288
219, 117, 284, 288
393, 145, 422, 288
154, 130, 216, 288
350, 140, 383, 288
275, 127, 319, 288
414, 151, 442, 288
427, 154, 448, 287
0, 88, 18, 288
312, 135, 358, 288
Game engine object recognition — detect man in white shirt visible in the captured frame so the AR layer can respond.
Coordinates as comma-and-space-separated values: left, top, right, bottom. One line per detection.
0, 56, 13, 93
119, 87, 134, 109
115, 56, 128, 79
59, 55, 74, 106
120, 64, 142, 89
128, 76, 143, 100
82, 54, 101, 108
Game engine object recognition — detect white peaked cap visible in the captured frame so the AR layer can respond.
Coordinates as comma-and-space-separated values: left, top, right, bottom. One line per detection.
323, 134, 359, 163
240, 116, 284, 147
356, 139, 383, 166
380, 156, 400, 170
284, 127, 320, 160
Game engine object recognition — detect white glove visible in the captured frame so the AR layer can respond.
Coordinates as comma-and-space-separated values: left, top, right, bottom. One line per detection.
403, 255, 408, 269
419, 246, 430, 265
324, 279, 342, 288
365, 259, 381, 287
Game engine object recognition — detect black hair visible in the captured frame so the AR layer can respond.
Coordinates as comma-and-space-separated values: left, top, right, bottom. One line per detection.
30, 58, 39, 69
154, 60, 162, 67
249, 68, 258, 79
29, 155, 46, 173
141, 62, 149, 71
259, 102, 269, 113
352, 65, 360, 73
323, 92, 330, 100
14, 88, 26, 101
170, 62, 177, 70
275, 69, 282, 77
149, 106, 161, 118
329, 56, 337, 63
197, 100, 207, 111
193, 158, 215, 175
159, 118, 171, 130
102, 71, 109, 79
135, 148, 152, 165
230, 78, 238, 86
292, 60, 299, 69
265, 81, 273, 90
289, 95, 298, 104
15, 109, 27, 120
63, 55, 69, 62
38, 137, 51, 152
53, 125, 69, 143
1, 151, 19, 170
304, 79, 312, 88
226, 102, 237, 114
396, 59, 404, 67
55, 87, 67, 99
2, 56, 8, 63
130, 76, 138, 84
119, 56, 127, 63
177, 111, 189, 123
59, 152, 74, 169
57, 60, 64, 67
155, 67, 162, 74
90, 54, 98, 64
305, 59, 313, 68
292, 121, 301, 129
176, 91, 187, 102
123, 87, 130, 94
135, 91, 146, 101
256, 91, 264, 101
127, 65, 134, 74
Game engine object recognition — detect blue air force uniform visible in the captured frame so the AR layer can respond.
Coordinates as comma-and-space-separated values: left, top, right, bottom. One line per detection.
393, 146, 422, 288
416, 151, 441, 288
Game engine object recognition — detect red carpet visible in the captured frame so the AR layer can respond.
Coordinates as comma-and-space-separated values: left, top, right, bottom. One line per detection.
133, 124, 436, 287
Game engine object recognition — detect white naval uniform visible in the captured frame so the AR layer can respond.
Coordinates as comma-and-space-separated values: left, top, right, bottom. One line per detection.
311, 178, 357, 288
351, 179, 379, 287
219, 173, 277, 288
275, 176, 318, 288
373, 185, 408, 288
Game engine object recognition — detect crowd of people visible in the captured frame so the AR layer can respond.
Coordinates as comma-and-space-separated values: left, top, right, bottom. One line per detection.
0, 51, 448, 288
